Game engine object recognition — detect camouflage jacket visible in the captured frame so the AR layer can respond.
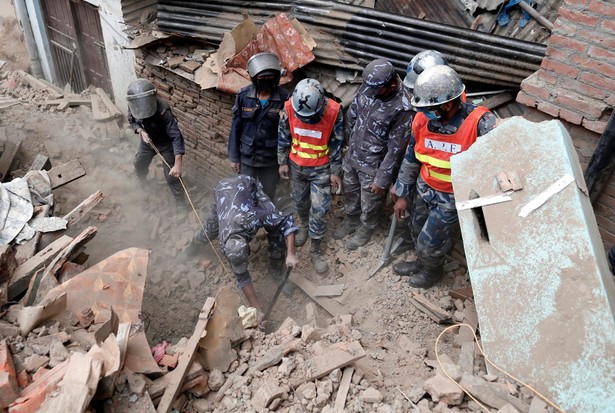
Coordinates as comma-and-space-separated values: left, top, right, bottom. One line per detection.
343, 84, 415, 189
205, 175, 297, 246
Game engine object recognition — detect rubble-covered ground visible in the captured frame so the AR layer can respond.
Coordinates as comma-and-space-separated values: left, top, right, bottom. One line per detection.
0, 20, 555, 412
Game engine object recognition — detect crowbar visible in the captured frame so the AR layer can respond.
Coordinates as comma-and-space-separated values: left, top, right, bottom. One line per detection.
366, 215, 404, 280
264, 266, 293, 323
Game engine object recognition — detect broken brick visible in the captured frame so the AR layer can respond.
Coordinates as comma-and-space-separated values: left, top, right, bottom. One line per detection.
0, 340, 19, 409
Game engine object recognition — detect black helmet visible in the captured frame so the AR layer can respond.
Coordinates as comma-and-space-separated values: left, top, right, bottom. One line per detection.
404, 50, 449, 90
126, 79, 157, 119
412, 65, 465, 108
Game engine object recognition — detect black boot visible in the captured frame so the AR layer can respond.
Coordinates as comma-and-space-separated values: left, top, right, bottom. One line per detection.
407, 266, 444, 289
346, 224, 374, 250
310, 238, 329, 274
332, 215, 360, 240
295, 224, 309, 246
393, 259, 422, 276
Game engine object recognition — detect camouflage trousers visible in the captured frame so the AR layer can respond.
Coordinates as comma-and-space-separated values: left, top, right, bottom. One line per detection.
290, 161, 331, 239
411, 177, 459, 270
342, 164, 386, 230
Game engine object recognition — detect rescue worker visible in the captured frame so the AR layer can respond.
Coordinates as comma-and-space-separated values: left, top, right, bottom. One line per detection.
392, 65, 496, 288
403, 49, 449, 93
127, 78, 186, 213
183, 175, 298, 328
228, 52, 289, 202
278, 78, 344, 274
333, 59, 415, 250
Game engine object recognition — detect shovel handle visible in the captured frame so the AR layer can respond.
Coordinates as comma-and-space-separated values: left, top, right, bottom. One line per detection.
382, 214, 398, 261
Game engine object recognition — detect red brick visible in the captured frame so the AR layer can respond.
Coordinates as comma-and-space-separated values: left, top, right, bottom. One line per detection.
589, 0, 615, 17
553, 19, 577, 36
582, 117, 608, 133
545, 46, 572, 62
581, 71, 615, 90
583, 60, 615, 79
516, 91, 538, 108
602, 19, 615, 32
536, 70, 558, 85
537, 101, 560, 117
542, 59, 581, 79
520, 77, 554, 101
588, 46, 615, 61
568, 54, 591, 67
578, 29, 615, 48
561, 77, 609, 100
559, 107, 584, 125
558, 8, 601, 26
548, 33, 589, 53
605, 94, 615, 106
563, 0, 589, 5
0, 340, 18, 409
554, 92, 607, 118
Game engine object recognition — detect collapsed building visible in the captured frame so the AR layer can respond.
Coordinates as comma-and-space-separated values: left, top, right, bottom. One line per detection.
1, 0, 615, 412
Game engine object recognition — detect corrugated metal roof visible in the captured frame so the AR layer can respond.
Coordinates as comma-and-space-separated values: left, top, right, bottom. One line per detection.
156, 0, 546, 88
122, 0, 157, 24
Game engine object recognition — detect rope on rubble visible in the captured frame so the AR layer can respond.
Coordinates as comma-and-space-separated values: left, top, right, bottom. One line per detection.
434, 323, 565, 413
146, 141, 240, 291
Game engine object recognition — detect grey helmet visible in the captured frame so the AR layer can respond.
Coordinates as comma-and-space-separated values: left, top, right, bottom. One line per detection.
412, 65, 465, 108
247, 52, 281, 83
362, 58, 396, 89
404, 50, 449, 90
126, 78, 157, 119
291, 78, 325, 117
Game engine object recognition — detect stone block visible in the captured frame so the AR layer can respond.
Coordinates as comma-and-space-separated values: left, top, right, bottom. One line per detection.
451, 117, 615, 412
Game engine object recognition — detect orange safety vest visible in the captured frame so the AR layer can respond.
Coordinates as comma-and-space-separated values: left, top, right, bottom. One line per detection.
414, 106, 489, 193
287, 98, 340, 167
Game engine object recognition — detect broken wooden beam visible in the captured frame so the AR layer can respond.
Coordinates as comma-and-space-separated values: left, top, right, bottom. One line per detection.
408, 292, 453, 324
95, 88, 122, 119
8, 235, 73, 300
149, 361, 205, 400
0, 139, 22, 182
289, 273, 348, 316
29, 154, 52, 171
156, 297, 216, 413
62, 191, 104, 229
48, 160, 86, 189
43, 98, 91, 107
333, 366, 354, 413
481, 92, 516, 110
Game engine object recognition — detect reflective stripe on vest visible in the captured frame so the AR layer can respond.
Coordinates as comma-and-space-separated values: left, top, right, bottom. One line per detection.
413, 106, 489, 193
287, 98, 340, 167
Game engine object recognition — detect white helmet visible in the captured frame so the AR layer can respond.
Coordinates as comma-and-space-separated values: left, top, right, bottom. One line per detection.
412, 65, 465, 108
404, 50, 449, 90
292, 78, 325, 117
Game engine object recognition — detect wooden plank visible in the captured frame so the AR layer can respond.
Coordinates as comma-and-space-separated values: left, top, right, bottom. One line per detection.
38, 352, 102, 413
24, 226, 97, 306
95, 88, 122, 118
62, 191, 104, 229
289, 273, 348, 316
44, 98, 91, 107
149, 362, 204, 400
333, 366, 354, 413
29, 154, 52, 171
15, 205, 51, 266
8, 235, 73, 300
156, 297, 216, 413
214, 363, 248, 403
290, 341, 365, 388
481, 92, 516, 110
48, 160, 86, 189
408, 292, 452, 324
314, 284, 345, 297
0, 139, 22, 182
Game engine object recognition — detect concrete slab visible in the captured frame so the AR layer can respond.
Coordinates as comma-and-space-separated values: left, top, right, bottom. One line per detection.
450, 116, 615, 412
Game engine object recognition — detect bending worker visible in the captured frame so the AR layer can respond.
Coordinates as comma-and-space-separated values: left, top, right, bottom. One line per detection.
183, 175, 298, 327
392, 65, 496, 288
278, 78, 344, 274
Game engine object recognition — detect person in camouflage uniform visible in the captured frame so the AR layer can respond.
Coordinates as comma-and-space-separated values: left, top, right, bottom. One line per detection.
333, 59, 415, 250
184, 175, 298, 326
278, 78, 344, 274
392, 65, 496, 288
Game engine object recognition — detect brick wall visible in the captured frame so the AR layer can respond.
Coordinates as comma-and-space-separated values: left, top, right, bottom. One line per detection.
517, 0, 615, 134
134, 52, 236, 190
